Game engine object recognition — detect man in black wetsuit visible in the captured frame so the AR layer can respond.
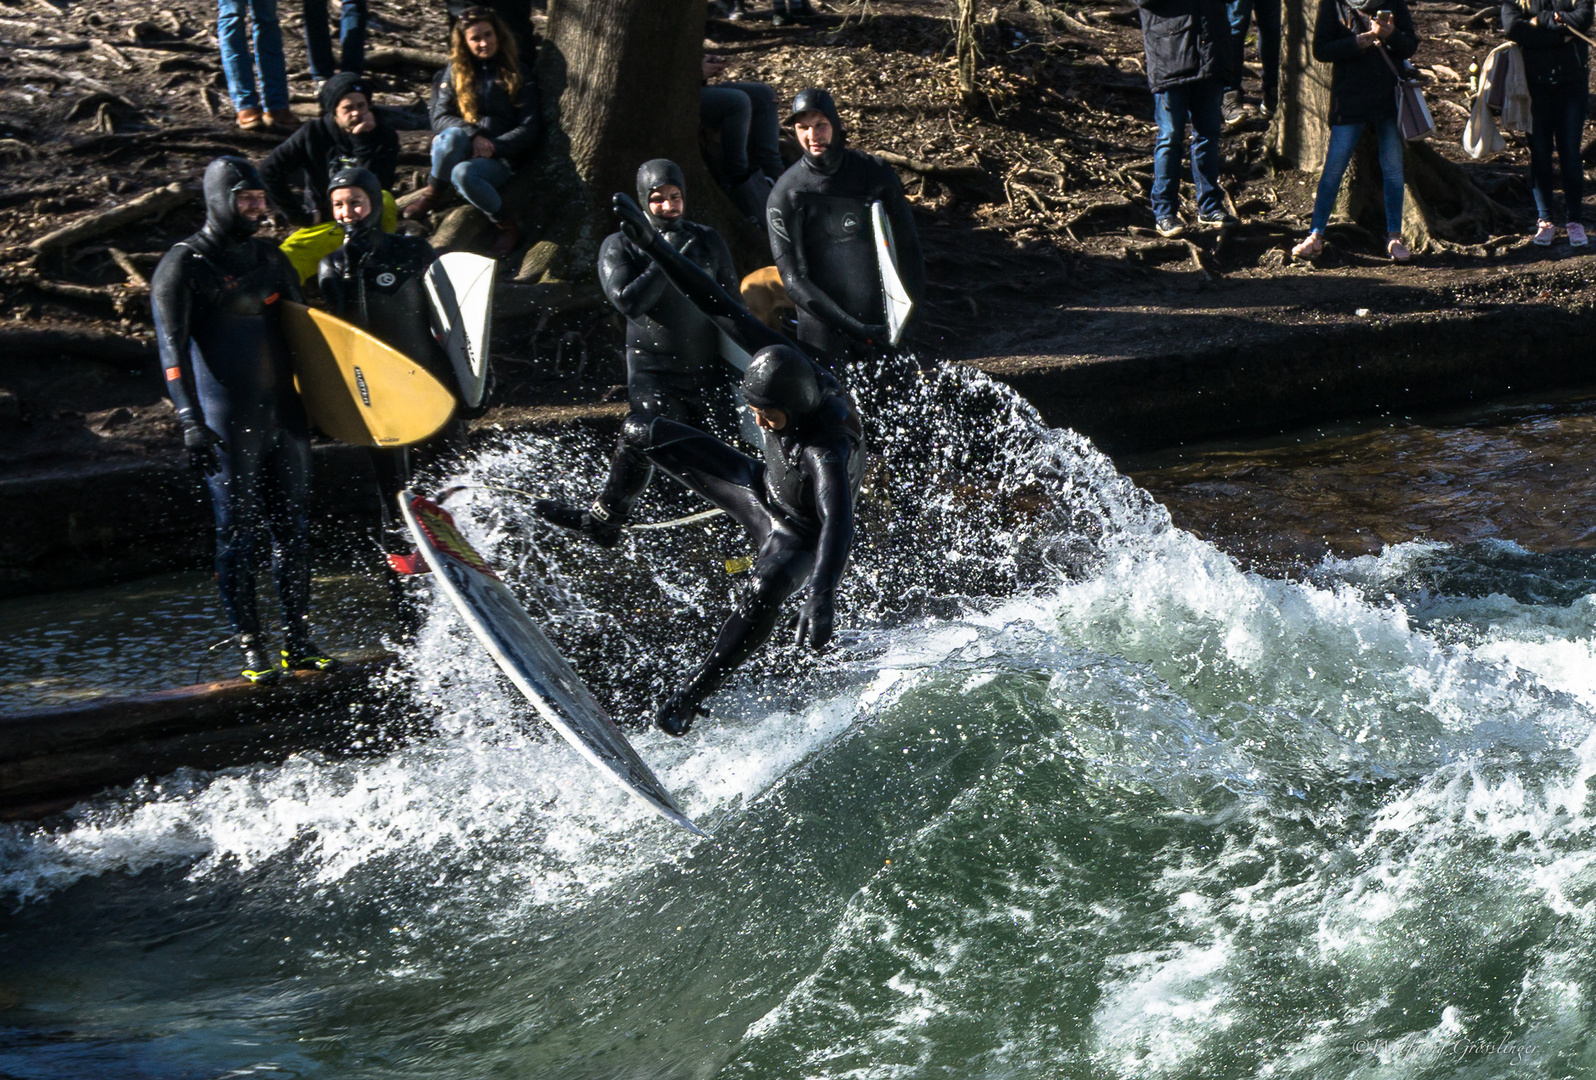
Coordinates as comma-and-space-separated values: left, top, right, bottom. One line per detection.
766, 87, 926, 368
316, 166, 466, 563
533, 158, 741, 546
151, 157, 336, 682
581, 194, 865, 736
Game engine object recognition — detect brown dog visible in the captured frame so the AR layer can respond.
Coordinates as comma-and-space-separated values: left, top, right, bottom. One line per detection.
739, 265, 795, 330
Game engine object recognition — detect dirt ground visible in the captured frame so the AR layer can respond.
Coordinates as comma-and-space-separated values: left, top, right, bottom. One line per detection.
0, 0, 1588, 473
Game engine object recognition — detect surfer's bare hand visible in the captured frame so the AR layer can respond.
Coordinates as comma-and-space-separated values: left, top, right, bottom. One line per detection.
796, 589, 835, 650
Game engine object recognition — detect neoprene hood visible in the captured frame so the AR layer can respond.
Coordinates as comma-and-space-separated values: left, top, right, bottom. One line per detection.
784, 87, 847, 171
327, 166, 383, 237
203, 156, 266, 241
636, 158, 687, 231
742, 345, 822, 417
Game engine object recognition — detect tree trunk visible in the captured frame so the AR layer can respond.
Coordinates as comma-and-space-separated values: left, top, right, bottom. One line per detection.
1268, 0, 1515, 251
433, 0, 764, 284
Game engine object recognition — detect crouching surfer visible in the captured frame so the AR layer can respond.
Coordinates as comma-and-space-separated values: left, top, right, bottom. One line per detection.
316, 165, 470, 570
532, 158, 742, 547
151, 157, 337, 682
543, 190, 864, 735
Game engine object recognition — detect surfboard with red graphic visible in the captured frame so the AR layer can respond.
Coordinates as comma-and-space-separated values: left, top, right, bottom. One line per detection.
399, 491, 705, 836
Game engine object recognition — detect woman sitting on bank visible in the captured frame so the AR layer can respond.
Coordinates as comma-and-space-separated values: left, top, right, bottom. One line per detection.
403, 7, 539, 259
1290, 0, 1419, 263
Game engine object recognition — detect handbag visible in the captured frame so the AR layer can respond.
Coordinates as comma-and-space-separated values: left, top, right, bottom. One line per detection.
1375, 36, 1436, 140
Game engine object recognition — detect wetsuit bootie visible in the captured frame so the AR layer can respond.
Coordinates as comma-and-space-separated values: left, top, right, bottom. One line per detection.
532, 499, 623, 548
655, 686, 707, 737
239, 635, 281, 685
282, 641, 341, 673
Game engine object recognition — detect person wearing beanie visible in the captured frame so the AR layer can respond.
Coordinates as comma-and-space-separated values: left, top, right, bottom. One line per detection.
150, 158, 335, 683
261, 72, 401, 281
532, 159, 741, 548
766, 87, 926, 368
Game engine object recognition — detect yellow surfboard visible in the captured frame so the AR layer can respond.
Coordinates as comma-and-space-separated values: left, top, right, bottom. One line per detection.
280, 300, 457, 447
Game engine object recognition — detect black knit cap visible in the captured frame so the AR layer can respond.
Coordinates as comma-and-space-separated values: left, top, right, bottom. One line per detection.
318, 71, 372, 116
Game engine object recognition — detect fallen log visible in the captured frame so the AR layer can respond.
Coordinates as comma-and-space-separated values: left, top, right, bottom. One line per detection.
29, 182, 199, 253
365, 46, 448, 70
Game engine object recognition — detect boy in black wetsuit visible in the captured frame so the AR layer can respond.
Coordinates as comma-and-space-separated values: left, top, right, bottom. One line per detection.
151, 157, 337, 682
533, 158, 742, 547
766, 87, 926, 368
548, 193, 865, 736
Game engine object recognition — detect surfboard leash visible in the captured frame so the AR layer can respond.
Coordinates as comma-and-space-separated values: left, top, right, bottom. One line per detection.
442, 483, 727, 532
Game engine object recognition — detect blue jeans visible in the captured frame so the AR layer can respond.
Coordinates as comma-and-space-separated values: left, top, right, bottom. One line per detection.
303, 0, 367, 78
430, 127, 515, 218
1528, 80, 1586, 225
700, 82, 784, 183
1152, 80, 1226, 221
1309, 117, 1404, 235
1226, 0, 1281, 96
218, 0, 289, 112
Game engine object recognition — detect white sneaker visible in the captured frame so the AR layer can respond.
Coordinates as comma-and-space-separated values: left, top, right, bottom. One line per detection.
1568, 222, 1588, 247
1533, 220, 1557, 246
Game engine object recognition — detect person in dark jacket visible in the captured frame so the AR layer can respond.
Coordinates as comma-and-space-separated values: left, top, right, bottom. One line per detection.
533, 159, 742, 547
262, 72, 401, 281
766, 87, 926, 368
1291, 0, 1419, 262
403, 7, 539, 259
445, 0, 536, 60
151, 158, 335, 683
1137, 0, 1238, 237
1504, 0, 1593, 247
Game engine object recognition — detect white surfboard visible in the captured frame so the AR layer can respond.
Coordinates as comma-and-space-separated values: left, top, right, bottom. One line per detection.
424, 252, 496, 408
718, 328, 752, 373
399, 491, 706, 837
871, 201, 914, 346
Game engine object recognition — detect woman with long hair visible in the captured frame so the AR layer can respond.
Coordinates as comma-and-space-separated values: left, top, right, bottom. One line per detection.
1290, 0, 1419, 263
403, 7, 540, 258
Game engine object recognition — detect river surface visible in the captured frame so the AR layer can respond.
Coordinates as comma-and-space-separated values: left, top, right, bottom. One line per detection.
2, 370, 1595, 1079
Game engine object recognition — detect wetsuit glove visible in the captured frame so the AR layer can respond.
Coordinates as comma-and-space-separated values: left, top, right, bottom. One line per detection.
182, 421, 226, 472
795, 588, 836, 650
612, 193, 663, 254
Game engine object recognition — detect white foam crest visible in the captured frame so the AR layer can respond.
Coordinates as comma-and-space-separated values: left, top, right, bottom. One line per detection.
1090, 938, 1237, 1076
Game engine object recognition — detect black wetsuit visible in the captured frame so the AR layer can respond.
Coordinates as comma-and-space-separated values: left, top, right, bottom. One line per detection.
767, 144, 925, 367
151, 159, 311, 646
591, 159, 740, 522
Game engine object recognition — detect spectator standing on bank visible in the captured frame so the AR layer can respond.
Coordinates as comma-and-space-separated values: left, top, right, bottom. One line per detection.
404, 7, 541, 259
1503, 0, 1593, 247
261, 73, 400, 281
1137, 0, 1238, 237
1290, 0, 1418, 262
1222, 0, 1281, 124
219, 0, 298, 131
303, 0, 368, 82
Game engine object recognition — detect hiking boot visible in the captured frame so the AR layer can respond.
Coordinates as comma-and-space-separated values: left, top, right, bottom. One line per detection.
1568, 222, 1588, 247
1155, 216, 1186, 238
236, 107, 266, 131
265, 109, 301, 132
1221, 90, 1245, 129
1533, 220, 1557, 246
532, 499, 622, 548
1387, 235, 1412, 262
401, 183, 446, 221
1291, 231, 1324, 260
282, 644, 341, 673
486, 217, 521, 259
1198, 208, 1239, 229
239, 634, 281, 684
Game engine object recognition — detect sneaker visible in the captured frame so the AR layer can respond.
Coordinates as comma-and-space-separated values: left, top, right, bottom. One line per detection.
1261, 87, 1277, 119
532, 498, 622, 548
1568, 222, 1588, 247
1198, 208, 1239, 228
236, 107, 266, 131
282, 645, 340, 673
239, 634, 281, 684
1155, 216, 1186, 238
772, 11, 791, 25
1291, 231, 1324, 259
1221, 90, 1245, 129
1387, 235, 1411, 262
1533, 220, 1557, 246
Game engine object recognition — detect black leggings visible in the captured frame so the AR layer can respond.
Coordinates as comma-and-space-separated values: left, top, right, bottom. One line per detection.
640, 417, 817, 702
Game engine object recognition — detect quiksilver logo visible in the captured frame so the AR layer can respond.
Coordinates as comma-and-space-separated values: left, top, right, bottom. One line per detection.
354, 366, 371, 406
